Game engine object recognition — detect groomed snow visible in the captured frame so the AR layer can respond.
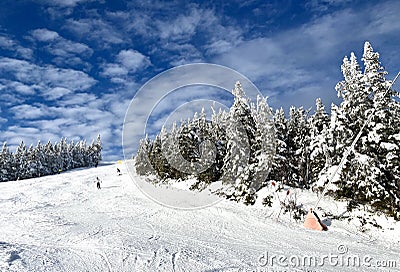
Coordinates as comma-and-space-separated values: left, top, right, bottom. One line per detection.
0, 162, 399, 271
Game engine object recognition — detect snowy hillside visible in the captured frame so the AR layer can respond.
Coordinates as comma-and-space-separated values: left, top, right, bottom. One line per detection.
1, 162, 399, 272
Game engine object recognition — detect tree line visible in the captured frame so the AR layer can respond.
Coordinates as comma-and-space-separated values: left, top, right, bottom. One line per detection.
135, 42, 399, 219
0, 135, 102, 182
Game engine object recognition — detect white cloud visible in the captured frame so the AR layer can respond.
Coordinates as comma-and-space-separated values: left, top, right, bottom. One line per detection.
31, 28, 59, 41
16, 48, 34, 60
107, 10, 153, 37
10, 104, 48, 120
0, 80, 37, 95
0, 93, 23, 106
64, 18, 125, 46
145, 86, 232, 135
305, 0, 354, 12
117, 49, 150, 71
154, 7, 243, 62
37, 0, 97, 7
160, 43, 203, 66
105, 6, 243, 65
367, 2, 400, 35
30, 28, 93, 67
101, 64, 128, 77
156, 8, 204, 41
1, 27, 127, 161
45, 67, 95, 90
41, 87, 72, 100
2, 89, 127, 159
0, 125, 60, 152
109, 77, 126, 84
49, 39, 92, 56
13, 82, 36, 95
57, 92, 97, 106
101, 49, 151, 81
0, 35, 33, 60
0, 106, 7, 124
29, 118, 77, 132
0, 57, 97, 96
0, 36, 16, 48
213, 1, 400, 111
205, 40, 236, 55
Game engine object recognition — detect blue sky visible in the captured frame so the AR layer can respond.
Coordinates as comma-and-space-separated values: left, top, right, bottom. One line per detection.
0, 0, 399, 161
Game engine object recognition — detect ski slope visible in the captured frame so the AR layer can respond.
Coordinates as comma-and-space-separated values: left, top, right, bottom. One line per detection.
0, 162, 399, 272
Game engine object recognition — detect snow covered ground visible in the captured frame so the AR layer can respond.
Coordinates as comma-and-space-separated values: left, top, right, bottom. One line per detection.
0, 162, 399, 272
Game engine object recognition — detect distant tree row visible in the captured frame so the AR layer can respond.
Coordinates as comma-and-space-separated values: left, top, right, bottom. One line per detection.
0, 135, 102, 182
134, 42, 400, 219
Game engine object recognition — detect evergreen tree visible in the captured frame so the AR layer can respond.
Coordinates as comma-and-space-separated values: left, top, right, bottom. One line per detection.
134, 135, 155, 176
309, 98, 330, 184
94, 135, 102, 164
148, 132, 169, 180
156, 110, 224, 185
73, 140, 86, 168
252, 96, 276, 189
161, 125, 184, 180
360, 42, 400, 217
193, 108, 222, 186
88, 135, 102, 167
286, 106, 311, 188
0, 142, 12, 182
34, 141, 45, 177
14, 141, 27, 180
42, 140, 54, 175
268, 108, 289, 183
25, 144, 37, 178
333, 41, 399, 218
219, 82, 256, 203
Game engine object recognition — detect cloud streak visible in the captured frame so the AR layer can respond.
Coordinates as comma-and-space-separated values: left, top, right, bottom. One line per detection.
0, 34, 33, 60
64, 17, 125, 47
0, 57, 96, 97
214, 1, 400, 111
30, 28, 93, 68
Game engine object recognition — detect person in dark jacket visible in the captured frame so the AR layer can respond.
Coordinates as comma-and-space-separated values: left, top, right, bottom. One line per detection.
96, 176, 101, 189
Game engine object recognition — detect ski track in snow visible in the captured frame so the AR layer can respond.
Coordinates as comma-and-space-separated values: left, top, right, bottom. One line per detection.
0, 163, 399, 272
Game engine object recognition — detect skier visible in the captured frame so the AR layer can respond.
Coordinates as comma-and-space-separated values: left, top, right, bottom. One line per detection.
117, 168, 121, 176
96, 176, 101, 189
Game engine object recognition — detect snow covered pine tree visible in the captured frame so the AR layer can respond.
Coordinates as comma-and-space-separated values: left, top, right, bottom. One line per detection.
333, 42, 400, 218
220, 81, 275, 204
309, 98, 330, 186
